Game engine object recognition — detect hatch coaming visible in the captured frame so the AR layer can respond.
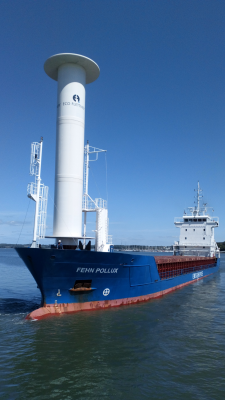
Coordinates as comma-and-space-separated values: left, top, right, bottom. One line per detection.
155, 255, 217, 280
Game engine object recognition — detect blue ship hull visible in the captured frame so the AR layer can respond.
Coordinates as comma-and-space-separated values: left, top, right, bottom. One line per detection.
16, 248, 220, 320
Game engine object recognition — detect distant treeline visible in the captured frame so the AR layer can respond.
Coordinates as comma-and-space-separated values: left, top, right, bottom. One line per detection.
217, 242, 225, 251
113, 245, 173, 251
0, 243, 173, 250
0, 242, 224, 251
0, 243, 45, 248
0, 243, 28, 248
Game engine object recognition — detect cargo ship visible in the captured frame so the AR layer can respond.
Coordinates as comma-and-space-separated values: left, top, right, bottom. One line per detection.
16, 181, 220, 320
16, 53, 220, 320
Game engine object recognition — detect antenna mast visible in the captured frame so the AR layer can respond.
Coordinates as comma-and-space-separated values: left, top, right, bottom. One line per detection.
196, 181, 203, 215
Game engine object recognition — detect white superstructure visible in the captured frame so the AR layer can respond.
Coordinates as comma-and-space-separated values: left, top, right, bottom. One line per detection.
44, 53, 100, 246
173, 182, 220, 257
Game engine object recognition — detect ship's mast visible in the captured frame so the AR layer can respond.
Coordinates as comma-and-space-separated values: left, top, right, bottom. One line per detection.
196, 181, 203, 215
83, 141, 106, 248
83, 141, 90, 247
28, 137, 48, 248
189, 181, 203, 216
33, 138, 43, 246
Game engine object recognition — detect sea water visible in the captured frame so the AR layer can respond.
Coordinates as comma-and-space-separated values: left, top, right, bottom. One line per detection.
0, 248, 225, 400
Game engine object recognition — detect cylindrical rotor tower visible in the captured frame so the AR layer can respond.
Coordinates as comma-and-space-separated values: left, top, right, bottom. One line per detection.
44, 53, 100, 245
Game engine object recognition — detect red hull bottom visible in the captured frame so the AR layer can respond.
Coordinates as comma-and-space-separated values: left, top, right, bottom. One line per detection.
26, 273, 212, 321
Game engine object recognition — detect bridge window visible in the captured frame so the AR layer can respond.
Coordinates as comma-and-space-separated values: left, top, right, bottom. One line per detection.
185, 237, 187, 240
193, 229, 195, 231
185, 229, 187, 231
203, 237, 205, 240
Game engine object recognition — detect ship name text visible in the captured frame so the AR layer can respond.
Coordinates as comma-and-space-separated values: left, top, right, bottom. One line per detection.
192, 271, 203, 279
76, 267, 118, 274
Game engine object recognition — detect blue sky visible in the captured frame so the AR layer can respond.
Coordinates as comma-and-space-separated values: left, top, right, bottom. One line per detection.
0, 0, 225, 245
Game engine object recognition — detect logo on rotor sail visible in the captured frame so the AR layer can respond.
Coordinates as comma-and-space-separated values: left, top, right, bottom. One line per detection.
73, 94, 80, 103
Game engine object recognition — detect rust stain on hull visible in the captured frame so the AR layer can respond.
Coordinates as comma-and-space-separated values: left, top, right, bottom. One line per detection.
26, 273, 212, 321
